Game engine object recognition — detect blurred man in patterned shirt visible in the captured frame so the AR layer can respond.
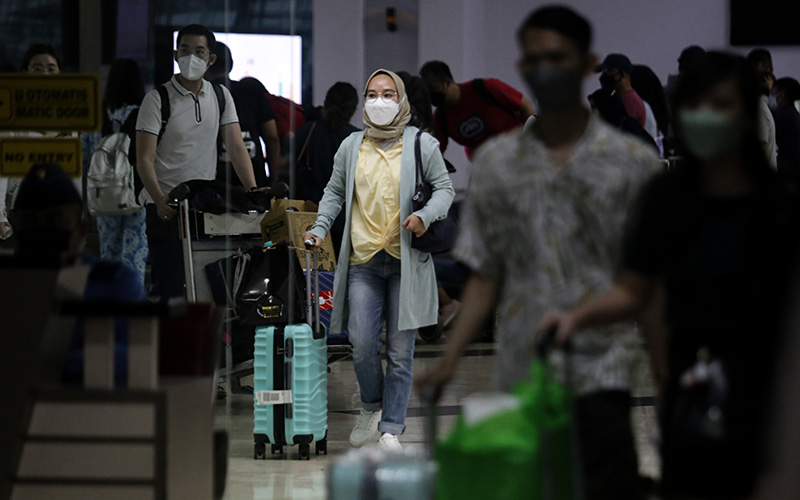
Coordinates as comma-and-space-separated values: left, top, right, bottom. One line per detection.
418, 6, 660, 500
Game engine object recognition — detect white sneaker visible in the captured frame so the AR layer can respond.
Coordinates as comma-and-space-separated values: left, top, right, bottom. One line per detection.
378, 433, 402, 451
349, 409, 381, 447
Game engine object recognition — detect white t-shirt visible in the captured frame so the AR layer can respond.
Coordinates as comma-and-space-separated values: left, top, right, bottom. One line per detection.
642, 100, 658, 140
757, 95, 778, 169
135, 76, 238, 204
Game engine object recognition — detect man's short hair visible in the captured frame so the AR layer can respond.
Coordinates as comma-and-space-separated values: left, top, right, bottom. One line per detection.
746, 48, 772, 69
516, 5, 592, 54
212, 41, 233, 73
176, 24, 216, 52
678, 45, 706, 73
419, 61, 453, 81
21, 43, 62, 71
774, 77, 800, 103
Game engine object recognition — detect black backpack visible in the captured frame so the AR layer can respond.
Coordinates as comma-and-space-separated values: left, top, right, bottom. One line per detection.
128, 82, 227, 200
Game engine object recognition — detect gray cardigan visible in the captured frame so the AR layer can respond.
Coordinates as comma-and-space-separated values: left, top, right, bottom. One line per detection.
309, 126, 455, 333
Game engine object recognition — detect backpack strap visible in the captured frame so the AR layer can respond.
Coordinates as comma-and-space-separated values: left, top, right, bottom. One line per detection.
471, 78, 522, 123
156, 84, 170, 142
211, 82, 228, 176
211, 81, 226, 118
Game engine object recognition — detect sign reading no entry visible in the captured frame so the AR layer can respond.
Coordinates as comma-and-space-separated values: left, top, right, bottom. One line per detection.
0, 137, 82, 177
0, 74, 100, 132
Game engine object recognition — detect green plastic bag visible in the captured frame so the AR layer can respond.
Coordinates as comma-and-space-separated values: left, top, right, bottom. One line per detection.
435, 360, 578, 500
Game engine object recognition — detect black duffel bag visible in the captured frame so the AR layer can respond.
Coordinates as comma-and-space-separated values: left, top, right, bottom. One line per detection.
236, 243, 307, 325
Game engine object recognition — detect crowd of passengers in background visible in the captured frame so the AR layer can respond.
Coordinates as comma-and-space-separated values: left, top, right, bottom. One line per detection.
3, 4, 800, 499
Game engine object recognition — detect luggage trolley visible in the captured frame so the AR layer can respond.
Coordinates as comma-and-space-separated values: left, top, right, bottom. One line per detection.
167, 182, 352, 396
168, 182, 267, 395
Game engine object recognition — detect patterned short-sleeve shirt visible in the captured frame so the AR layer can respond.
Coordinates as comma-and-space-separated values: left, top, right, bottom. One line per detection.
455, 114, 661, 394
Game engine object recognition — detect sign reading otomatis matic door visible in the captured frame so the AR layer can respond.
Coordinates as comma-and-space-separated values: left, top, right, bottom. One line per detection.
0, 74, 101, 132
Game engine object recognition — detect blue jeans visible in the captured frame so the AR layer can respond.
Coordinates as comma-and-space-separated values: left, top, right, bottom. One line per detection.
347, 251, 416, 435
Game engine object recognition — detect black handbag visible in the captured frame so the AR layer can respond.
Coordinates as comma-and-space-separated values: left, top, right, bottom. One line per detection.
411, 130, 457, 253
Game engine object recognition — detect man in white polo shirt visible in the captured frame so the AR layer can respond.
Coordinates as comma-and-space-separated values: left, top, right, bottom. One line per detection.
136, 23, 258, 299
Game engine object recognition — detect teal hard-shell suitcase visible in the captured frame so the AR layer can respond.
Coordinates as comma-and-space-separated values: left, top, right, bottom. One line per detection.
253, 251, 328, 460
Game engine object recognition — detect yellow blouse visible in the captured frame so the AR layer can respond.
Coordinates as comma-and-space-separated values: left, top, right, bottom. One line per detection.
349, 136, 403, 265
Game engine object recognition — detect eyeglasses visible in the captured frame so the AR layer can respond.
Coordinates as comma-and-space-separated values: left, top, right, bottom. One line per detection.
28, 64, 59, 74
365, 90, 398, 102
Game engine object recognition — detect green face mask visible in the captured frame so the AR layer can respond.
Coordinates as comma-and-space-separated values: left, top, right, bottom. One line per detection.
678, 109, 745, 161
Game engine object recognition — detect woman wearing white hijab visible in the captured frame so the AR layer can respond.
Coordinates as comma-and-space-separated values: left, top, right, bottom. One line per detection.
304, 69, 454, 450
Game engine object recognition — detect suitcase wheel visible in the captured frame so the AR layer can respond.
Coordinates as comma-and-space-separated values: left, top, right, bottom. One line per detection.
298, 443, 311, 460
315, 439, 327, 456
271, 444, 283, 455
254, 442, 266, 460
418, 323, 443, 344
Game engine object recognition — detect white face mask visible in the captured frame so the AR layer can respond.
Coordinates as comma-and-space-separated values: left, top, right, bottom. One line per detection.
365, 96, 402, 126
177, 54, 208, 81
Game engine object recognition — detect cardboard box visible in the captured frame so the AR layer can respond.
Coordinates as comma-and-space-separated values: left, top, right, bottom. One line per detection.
259, 199, 337, 271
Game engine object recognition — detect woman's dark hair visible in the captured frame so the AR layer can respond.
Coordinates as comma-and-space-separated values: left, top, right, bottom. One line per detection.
589, 88, 659, 152
396, 71, 433, 131
631, 64, 671, 136
21, 43, 61, 71
589, 88, 627, 125
671, 51, 770, 183
322, 82, 358, 132
101, 59, 145, 135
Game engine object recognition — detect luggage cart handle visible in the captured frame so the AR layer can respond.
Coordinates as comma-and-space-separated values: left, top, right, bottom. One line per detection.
303, 249, 324, 340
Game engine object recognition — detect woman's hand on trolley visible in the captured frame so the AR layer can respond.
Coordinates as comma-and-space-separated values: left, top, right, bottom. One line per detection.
302, 231, 322, 250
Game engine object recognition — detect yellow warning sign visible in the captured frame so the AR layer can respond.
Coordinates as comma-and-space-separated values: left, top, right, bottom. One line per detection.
0, 73, 100, 132
0, 88, 11, 121
0, 137, 82, 178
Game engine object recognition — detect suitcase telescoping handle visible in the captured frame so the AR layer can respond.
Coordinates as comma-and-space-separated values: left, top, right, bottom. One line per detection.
418, 385, 438, 457
303, 240, 322, 340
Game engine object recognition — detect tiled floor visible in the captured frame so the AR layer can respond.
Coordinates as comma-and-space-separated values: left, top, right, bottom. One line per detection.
215, 340, 660, 500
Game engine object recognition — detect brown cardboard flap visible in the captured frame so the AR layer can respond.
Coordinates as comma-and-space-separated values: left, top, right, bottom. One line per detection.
259, 200, 336, 271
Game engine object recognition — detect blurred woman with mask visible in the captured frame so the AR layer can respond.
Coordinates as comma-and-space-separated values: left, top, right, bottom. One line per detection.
539, 51, 800, 500
303, 69, 454, 451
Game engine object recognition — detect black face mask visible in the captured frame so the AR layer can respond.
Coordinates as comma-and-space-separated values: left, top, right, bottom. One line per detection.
523, 67, 582, 114
599, 72, 618, 90
429, 90, 446, 107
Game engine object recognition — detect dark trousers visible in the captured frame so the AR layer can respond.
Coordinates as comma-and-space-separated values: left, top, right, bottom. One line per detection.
145, 204, 185, 299
576, 390, 643, 500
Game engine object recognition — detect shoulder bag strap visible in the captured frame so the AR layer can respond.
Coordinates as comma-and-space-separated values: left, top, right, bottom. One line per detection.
297, 121, 318, 168
415, 130, 424, 186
